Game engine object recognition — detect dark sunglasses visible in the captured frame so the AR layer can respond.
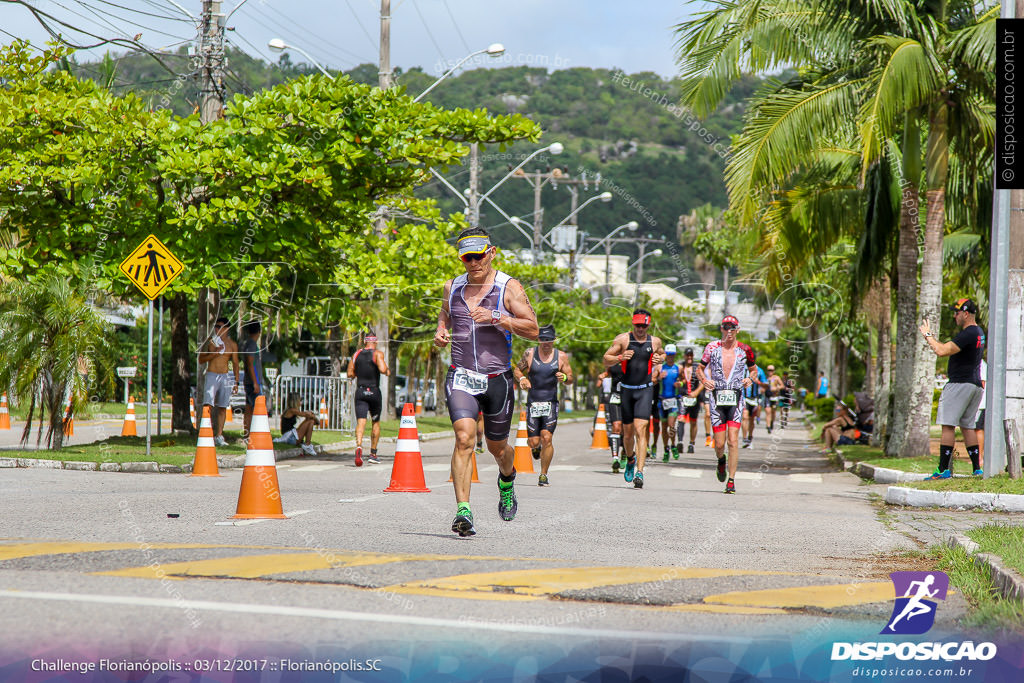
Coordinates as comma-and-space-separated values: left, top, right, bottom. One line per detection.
721, 324, 738, 331
460, 252, 487, 263
633, 323, 649, 328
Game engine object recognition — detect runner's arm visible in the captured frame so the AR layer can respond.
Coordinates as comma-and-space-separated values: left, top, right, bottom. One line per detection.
496, 278, 539, 341
375, 350, 390, 376
513, 350, 531, 387
346, 353, 356, 379
603, 334, 628, 368
557, 352, 574, 384
197, 341, 216, 365
434, 280, 453, 348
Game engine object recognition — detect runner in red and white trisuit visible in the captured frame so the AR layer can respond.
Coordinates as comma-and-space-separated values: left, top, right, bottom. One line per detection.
696, 315, 758, 494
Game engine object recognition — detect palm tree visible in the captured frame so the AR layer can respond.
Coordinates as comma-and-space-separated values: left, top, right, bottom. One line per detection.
0, 271, 109, 450
675, 0, 995, 456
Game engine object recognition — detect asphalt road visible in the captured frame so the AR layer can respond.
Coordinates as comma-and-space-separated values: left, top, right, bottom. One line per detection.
0, 409, 977, 678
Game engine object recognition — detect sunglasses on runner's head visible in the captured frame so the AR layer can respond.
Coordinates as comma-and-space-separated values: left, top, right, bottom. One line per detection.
460, 251, 488, 263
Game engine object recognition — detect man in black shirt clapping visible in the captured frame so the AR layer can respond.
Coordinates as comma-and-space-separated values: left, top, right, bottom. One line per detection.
919, 298, 986, 478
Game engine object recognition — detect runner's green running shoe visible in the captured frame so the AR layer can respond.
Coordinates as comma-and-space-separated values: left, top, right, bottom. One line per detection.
634, 470, 644, 488
672, 445, 680, 460
624, 457, 636, 483
451, 506, 475, 537
611, 459, 621, 473
498, 476, 518, 521
662, 451, 669, 463
538, 474, 549, 486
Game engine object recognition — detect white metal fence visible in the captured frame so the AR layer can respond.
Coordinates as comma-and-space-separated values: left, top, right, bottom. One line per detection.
272, 375, 354, 434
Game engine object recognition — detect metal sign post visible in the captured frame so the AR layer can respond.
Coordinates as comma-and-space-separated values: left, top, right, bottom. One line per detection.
116, 367, 137, 404
146, 300, 154, 458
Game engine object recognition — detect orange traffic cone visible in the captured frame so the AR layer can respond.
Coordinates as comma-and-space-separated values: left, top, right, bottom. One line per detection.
121, 396, 137, 436
415, 395, 423, 415
590, 403, 609, 449
191, 405, 221, 477
0, 393, 11, 430
189, 397, 196, 428
384, 403, 430, 492
319, 397, 329, 428
233, 395, 286, 519
62, 395, 74, 437
449, 450, 481, 483
512, 409, 535, 473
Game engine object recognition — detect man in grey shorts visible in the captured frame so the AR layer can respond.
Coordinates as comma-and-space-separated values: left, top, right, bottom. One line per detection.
198, 317, 239, 447
920, 298, 986, 478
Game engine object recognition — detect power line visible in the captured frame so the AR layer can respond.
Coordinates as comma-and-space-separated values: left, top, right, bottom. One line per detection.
411, 0, 446, 62
441, 0, 470, 53
224, 32, 275, 66
90, 0, 192, 22
343, 0, 377, 52
245, 2, 369, 67
71, 0, 194, 41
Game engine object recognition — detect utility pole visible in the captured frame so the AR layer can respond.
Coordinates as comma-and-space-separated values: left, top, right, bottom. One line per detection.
468, 144, 480, 227
376, 0, 394, 417
196, 0, 225, 431
513, 170, 591, 264
199, 0, 224, 124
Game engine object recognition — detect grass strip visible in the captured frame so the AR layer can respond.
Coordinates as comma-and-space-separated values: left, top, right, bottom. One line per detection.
930, 543, 1024, 635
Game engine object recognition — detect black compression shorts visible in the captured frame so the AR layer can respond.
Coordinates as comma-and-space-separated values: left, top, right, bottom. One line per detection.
354, 385, 382, 422
444, 368, 515, 442
604, 392, 623, 425
526, 400, 559, 437
620, 384, 654, 423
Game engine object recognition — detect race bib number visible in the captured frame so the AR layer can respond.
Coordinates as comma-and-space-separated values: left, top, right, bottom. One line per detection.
609, 393, 621, 405
529, 401, 552, 418
453, 367, 488, 395
661, 398, 677, 412
716, 390, 738, 407
681, 397, 697, 408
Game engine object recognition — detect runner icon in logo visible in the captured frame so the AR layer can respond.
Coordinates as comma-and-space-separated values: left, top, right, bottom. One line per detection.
884, 571, 949, 635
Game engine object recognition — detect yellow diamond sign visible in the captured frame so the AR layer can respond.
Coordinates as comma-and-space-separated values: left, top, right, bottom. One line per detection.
119, 234, 184, 300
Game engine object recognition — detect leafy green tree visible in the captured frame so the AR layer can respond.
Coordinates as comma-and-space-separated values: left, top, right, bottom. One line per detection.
0, 269, 109, 450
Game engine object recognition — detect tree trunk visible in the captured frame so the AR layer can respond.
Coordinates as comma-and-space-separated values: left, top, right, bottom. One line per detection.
48, 381, 66, 451
887, 114, 923, 457
169, 293, 195, 433
903, 103, 950, 456
867, 275, 892, 447
816, 333, 833, 394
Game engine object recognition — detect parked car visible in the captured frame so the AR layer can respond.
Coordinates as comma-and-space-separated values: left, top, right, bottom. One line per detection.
395, 376, 437, 410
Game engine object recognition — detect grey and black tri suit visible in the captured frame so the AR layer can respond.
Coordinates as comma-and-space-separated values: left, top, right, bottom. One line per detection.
352, 347, 382, 422
526, 348, 560, 437
444, 271, 517, 442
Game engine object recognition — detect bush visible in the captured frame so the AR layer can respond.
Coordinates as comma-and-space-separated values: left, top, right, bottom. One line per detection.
806, 396, 836, 421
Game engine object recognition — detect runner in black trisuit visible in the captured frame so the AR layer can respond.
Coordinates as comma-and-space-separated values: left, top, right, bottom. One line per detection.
346, 332, 389, 466
602, 309, 665, 489
598, 365, 625, 471
513, 324, 574, 486
434, 228, 539, 536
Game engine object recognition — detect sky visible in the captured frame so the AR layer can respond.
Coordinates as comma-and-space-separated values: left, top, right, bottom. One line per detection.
0, 0, 700, 79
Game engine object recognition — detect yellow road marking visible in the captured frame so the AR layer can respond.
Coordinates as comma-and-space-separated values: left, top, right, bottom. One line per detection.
385, 567, 794, 600
0, 542, 216, 561
661, 603, 789, 615
96, 551, 518, 580
703, 581, 895, 609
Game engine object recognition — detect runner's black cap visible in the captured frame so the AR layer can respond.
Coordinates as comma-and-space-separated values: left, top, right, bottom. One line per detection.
538, 325, 556, 341
950, 298, 978, 314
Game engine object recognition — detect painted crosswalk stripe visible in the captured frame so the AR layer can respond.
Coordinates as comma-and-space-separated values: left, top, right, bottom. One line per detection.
549, 465, 581, 472
423, 464, 451, 472
290, 464, 342, 472
668, 469, 703, 478
788, 473, 822, 483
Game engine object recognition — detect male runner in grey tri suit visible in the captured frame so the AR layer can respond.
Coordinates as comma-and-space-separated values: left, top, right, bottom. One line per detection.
434, 228, 539, 536
513, 324, 574, 487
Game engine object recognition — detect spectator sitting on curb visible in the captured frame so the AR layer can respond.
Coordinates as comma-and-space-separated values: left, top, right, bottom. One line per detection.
273, 392, 317, 457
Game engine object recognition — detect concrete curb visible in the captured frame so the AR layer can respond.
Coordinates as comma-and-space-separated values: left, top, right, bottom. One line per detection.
0, 416, 599, 473
949, 534, 1024, 602
885, 486, 1024, 512
851, 461, 930, 483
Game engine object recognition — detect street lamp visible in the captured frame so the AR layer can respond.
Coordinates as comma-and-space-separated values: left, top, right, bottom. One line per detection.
553, 191, 612, 230
414, 43, 505, 102
267, 38, 334, 78
630, 248, 663, 281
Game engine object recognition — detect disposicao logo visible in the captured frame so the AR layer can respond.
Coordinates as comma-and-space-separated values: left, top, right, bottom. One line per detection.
884, 571, 948, 635
831, 571, 998, 662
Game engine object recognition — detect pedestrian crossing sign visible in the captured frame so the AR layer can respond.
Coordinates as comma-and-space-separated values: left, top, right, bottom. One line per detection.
118, 234, 184, 300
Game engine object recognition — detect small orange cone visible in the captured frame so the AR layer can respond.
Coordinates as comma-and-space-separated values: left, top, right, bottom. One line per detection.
415, 395, 423, 415
62, 395, 74, 437
0, 393, 12, 430
189, 397, 196, 428
121, 396, 137, 436
319, 397, 329, 428
233, 395, 286, 519
191, 405, 221, 477
512, 409, 535, 473
384, 403, 430, 492
225, 404, 234, 423
590, 403, 609, 449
